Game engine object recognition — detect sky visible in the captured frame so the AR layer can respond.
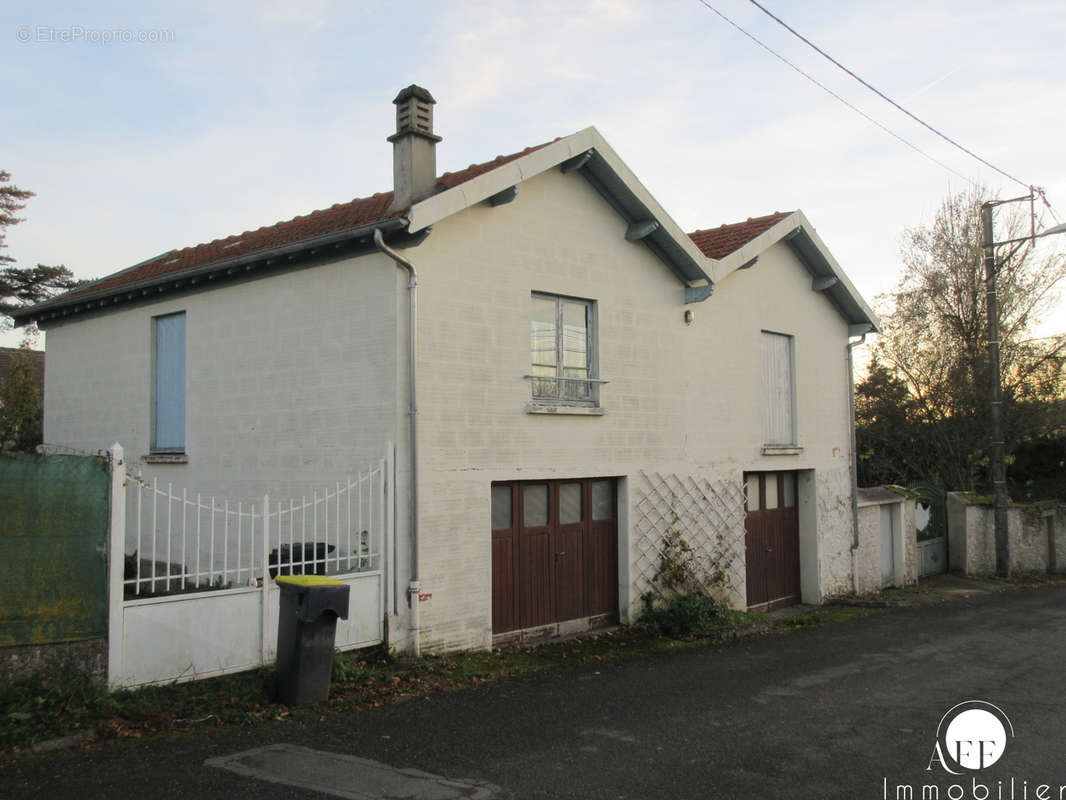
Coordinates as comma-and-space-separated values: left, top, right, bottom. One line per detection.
2, 0, 1064, 350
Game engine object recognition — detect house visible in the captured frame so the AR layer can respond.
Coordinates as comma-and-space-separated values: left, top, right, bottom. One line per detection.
15, 86, 890, 655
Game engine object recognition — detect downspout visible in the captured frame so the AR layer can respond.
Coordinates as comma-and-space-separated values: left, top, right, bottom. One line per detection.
847, 330, 869, 594
373, 227, 421, 656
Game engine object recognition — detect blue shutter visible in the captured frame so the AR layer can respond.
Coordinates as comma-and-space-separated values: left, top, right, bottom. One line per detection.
154, 313, 186, 451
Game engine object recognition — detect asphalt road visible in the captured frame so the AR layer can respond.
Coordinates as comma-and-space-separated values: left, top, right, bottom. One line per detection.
4, 585, 1066, 800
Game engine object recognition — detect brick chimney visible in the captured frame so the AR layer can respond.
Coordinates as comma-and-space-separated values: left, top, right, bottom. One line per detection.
388, 85, 442, 211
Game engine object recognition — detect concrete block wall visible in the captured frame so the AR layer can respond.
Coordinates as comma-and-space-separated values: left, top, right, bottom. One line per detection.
948, 494, 1066, 576
44, 254, 403, 505
407, 167, 859, 651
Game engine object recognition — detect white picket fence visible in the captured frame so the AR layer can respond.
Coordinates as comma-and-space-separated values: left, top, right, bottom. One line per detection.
106, 443, 393, 689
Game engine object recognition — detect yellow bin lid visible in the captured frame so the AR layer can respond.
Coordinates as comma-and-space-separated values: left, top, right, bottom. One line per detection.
275, 575, 344, 587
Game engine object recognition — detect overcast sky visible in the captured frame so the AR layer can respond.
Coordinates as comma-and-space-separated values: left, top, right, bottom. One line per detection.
3, 0, 1064, 349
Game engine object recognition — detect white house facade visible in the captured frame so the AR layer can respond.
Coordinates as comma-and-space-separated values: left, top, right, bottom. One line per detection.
20, 86, 885, 656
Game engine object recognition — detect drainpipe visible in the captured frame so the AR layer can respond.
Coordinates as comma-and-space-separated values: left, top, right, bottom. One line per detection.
373, 227, 421, 657
847, 328, 869, 594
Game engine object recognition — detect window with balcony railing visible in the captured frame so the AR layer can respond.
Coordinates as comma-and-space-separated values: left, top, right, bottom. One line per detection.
528, 293, 601, 407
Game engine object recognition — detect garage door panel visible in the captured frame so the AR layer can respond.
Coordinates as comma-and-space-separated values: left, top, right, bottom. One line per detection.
519, 528, 553, 629
585, 521, 618, 616
555, 524, 584, 622
745, 472, 800, 610
492, 478, 618, 635
491, 535, 517, 634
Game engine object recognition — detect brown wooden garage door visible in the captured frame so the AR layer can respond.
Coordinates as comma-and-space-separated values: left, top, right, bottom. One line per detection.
491, 478, 618, 635
744, 471, 800, 611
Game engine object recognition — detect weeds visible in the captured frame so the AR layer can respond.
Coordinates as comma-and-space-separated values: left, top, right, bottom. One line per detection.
638, 515, 757, 636
1, 667, 115, 751
1, 603, 881, 756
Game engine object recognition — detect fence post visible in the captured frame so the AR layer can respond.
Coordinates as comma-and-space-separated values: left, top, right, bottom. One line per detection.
107, 443, 126, 689
260, 493, 270, 664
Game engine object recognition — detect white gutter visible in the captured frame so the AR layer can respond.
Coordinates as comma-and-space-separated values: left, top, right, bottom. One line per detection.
373, 228, 422, 656
847, 328, 870, 594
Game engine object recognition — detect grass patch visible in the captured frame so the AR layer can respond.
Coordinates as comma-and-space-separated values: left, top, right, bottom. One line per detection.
0, 603, 871, 756
0, 666, 116, 752
1006, 571, 1066, 587
773, 605, 877, 630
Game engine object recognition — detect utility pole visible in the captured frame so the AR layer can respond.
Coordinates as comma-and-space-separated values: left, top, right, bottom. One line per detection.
981, 201, 1010, 578
981, 191, 1066, 578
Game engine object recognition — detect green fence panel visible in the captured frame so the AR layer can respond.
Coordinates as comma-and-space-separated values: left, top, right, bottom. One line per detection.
0, 453, 110, 646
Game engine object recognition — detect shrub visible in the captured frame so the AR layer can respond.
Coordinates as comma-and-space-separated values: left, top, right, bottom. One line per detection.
639, 591, 727, 636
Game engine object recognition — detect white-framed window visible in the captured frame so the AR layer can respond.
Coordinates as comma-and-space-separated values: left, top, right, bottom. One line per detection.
529, 292, 599, 406
761, 330, 796, 447
152, 311, 186, 453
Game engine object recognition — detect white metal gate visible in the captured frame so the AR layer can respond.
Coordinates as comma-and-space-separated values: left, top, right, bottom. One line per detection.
107, 443, 393, 688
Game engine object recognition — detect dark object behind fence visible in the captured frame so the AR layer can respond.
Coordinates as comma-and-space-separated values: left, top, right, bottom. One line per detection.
268, 542, 336, 578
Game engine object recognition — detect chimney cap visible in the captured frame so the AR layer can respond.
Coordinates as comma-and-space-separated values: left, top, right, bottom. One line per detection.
393, 85, 436, 105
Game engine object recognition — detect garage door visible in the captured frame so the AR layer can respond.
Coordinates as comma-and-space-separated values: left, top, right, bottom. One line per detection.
744, 471, 800, 611
491, 478, 618, 635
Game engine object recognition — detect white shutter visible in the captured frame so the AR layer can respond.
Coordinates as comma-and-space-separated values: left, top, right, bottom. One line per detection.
761, 332, 794, 445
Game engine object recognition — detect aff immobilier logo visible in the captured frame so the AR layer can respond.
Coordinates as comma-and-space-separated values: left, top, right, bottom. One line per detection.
882, 701, 1066, 800
928, 701, 1013, 775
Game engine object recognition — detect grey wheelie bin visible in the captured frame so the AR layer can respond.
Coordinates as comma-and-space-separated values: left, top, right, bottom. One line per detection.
275, 575, 350, 704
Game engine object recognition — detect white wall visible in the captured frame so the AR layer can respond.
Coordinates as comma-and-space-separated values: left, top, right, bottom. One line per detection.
947, 494, 1065, 576
405, 167, 857, 651
44, 253, 403, 508
855, 496, 917, 593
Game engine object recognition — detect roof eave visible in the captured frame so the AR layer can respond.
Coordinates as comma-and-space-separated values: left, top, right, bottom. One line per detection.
406, 127, 712, 293
710, 211, 879, 332
14, 217, 409, 328
782, 218, 880, 332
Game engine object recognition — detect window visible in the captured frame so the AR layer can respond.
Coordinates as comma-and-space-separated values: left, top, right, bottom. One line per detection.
153, 312, 186, 452
529, 293, 598, 406
761, 331, 795, 447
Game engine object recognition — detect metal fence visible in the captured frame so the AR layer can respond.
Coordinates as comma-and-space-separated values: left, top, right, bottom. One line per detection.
106, 442, 392, 688
124, 464, 386, 597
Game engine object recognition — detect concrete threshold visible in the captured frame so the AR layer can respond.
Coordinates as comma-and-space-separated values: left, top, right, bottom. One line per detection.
206, 743, 500, 800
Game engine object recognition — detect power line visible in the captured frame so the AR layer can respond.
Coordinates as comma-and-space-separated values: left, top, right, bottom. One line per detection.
1039, 192, 1062, 225
694, 0, 976, 186
745, 0, 1033, 191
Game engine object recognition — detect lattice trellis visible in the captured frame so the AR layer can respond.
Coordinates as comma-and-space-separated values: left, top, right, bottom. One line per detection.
633, 471, 747, 607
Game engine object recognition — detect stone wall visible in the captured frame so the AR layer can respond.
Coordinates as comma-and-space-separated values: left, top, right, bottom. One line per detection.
947, 494, 1066, 576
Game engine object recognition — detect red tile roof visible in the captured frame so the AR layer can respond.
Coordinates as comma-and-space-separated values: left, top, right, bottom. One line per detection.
56, 141, 788, 306
436, 140, 558, 189
687, 211, 793, 260
64, 192, 398, 301
62, 140, 560, 302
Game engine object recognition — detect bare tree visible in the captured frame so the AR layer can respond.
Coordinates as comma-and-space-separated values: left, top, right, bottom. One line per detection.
871, 187, 1066, 491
